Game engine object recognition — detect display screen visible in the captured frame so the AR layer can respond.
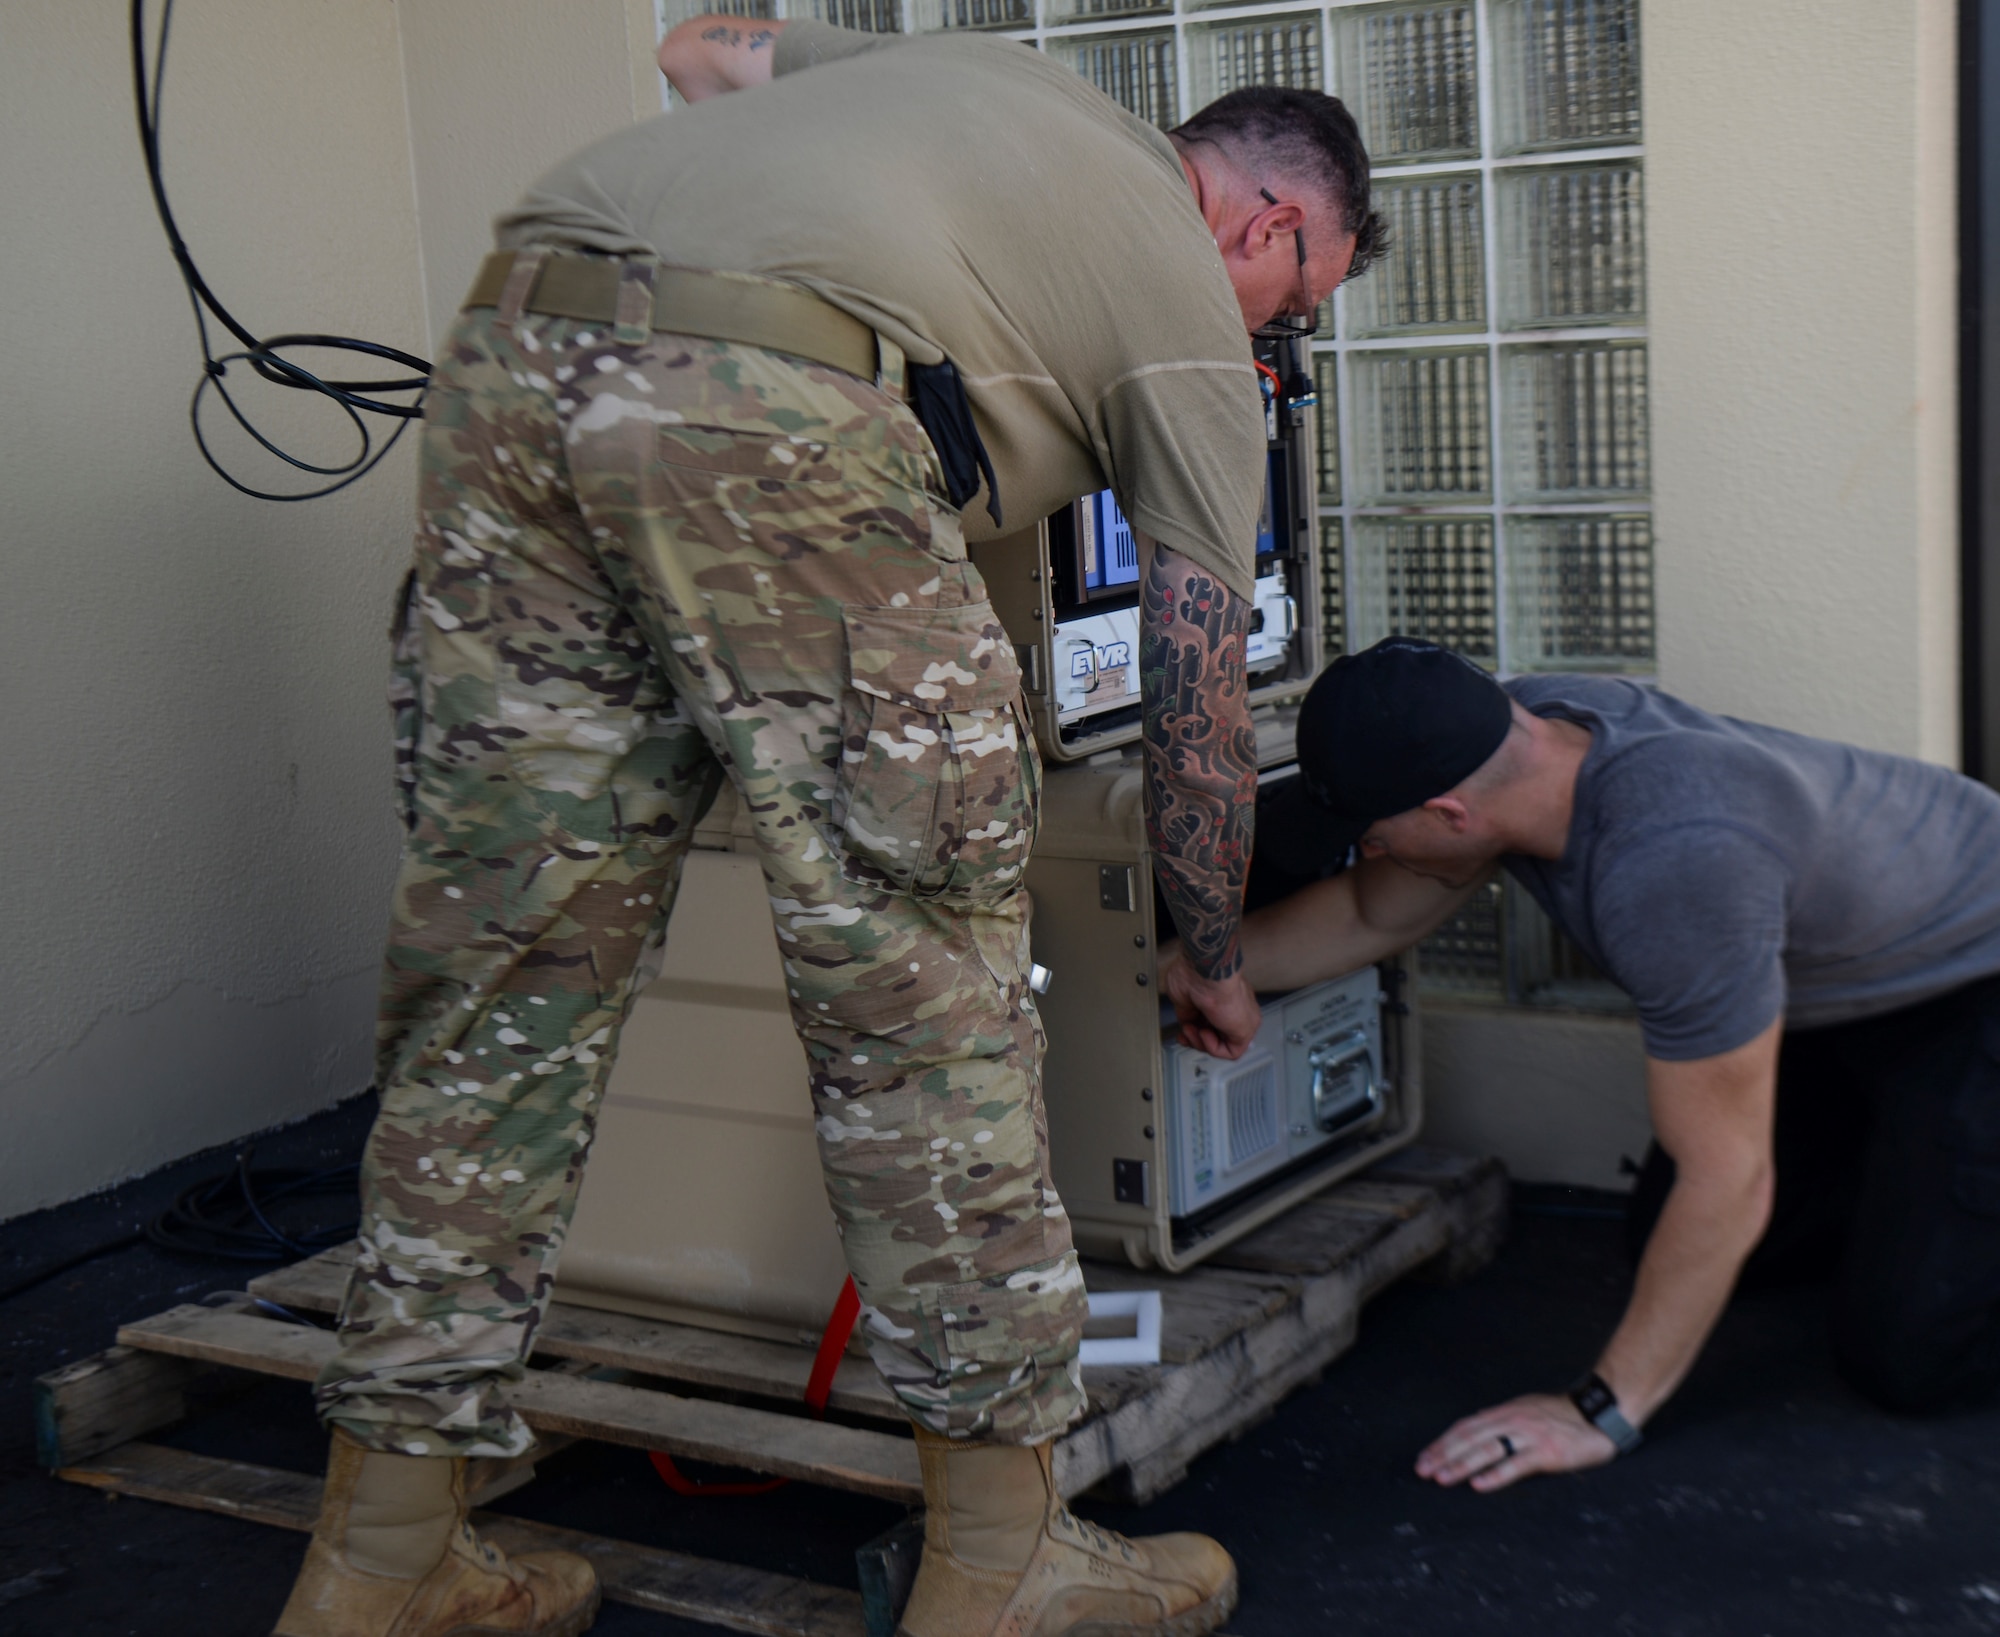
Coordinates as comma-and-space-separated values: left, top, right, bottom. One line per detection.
1079, 490, 1140, 593
1257, 446, 1288, 562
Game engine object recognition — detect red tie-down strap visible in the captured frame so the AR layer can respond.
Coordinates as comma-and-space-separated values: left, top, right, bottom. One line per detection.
648, 1274, 863, 1497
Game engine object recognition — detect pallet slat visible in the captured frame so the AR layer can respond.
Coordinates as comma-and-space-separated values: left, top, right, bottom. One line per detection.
33, 1343, 211, 1469
116, 1307, 921, 1504
58, 1443, 869, 1637
249, 1249, 906, 1422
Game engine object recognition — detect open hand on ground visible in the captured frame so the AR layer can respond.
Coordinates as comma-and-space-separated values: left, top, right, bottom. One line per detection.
1415, 1392, 1618, 1493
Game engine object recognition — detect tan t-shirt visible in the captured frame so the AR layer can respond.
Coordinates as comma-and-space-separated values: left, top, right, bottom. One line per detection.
496, 22, 1265, 595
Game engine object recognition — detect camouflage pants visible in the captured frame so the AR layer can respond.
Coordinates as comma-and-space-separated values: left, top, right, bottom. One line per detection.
316, 267, 1086, 1458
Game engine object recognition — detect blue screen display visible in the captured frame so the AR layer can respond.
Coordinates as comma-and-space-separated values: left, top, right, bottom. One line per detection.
1256, 450, 1282, 559
1080, 491, 1139, 592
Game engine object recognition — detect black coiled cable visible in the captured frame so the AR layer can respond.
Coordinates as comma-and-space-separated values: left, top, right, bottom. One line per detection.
0, 1146, 361, 1307
132, 0, 430, 500
145, 1148, 361, 1263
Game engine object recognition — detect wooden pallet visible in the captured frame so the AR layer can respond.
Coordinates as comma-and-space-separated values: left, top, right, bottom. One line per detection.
37, 1147, 1504, 1636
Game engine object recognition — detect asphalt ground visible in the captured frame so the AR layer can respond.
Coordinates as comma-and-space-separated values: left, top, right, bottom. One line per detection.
3, 1092, 1997, 1637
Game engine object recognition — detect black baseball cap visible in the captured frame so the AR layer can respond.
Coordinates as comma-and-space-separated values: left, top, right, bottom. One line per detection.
1257, 637, 1515, 878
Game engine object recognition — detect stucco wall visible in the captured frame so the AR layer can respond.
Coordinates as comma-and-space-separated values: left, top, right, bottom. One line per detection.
0, 2, 669, 1224
0, 2, 428, 1220
397, 0, 663, 347
1646, 0, 1959, 760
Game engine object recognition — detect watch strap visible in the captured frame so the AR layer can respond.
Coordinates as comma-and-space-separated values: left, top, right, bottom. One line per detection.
1568, 1371, 1643, 1454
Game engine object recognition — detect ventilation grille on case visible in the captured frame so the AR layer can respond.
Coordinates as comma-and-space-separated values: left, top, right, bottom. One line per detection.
1187, 1080, 1215, 1192
1224, 1060, 1280, 1170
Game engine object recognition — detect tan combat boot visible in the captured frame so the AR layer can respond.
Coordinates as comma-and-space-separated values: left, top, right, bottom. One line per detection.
272, 1430, 600, 1637
898, 1428, 1237, 1637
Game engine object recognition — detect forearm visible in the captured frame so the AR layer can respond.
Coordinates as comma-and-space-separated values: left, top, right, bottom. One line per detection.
1238, 878, 1380, 990
1595, 1162, 1772, 1423
658, 16, 786, 101
1238, 863, 1489, 991
1141, 544, 1256, 981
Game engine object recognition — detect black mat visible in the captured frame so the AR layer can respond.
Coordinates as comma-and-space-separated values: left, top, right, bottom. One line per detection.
3, 1098, 1997, 1636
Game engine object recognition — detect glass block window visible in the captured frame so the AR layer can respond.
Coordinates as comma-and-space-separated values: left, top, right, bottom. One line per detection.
805, 0, 905, 29
1319, 0, 1649, 685
1189, 16, 1324, 106
1422, 878, 1628, 1010
1504, 514, 1653, 671
1349, 349, 1491, 502
1351, 517, 1498, 664
1345, 173, 1485, 337
660, 0, 778, 24
1051, 31, 1179, 123
1334, 4, 1479, 163
1496, 161, 1644, 327
1050, 0, 1171, 18
926, 0, 1036, 26
1492, 0, 1641, 153
1313, 355, 1341, 503
1417, 878, 1504, 999
1319, 520, 1347, 658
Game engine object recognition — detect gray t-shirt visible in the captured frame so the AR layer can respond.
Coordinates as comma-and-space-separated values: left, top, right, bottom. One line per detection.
1501, 676, 2000, 1060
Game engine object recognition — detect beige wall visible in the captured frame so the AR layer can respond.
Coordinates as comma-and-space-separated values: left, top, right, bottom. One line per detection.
398, 0, 663, 347
1420, 1006, 1651, 1190
0, 2, 425, 1221
0, 2, 661, 1223
1647, 0, 1959, 761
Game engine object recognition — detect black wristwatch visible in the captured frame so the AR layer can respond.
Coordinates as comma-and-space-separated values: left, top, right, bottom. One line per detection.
1567, 1371, 1643, 1455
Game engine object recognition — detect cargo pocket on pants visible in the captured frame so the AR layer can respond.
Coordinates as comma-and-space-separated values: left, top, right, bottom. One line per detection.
919, 1254, 1088, 1439
833, 602, 1037, 906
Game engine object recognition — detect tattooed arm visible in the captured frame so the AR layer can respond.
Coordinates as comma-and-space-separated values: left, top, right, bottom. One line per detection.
1139, 539, 1264, 1060
658, 17, 788, 102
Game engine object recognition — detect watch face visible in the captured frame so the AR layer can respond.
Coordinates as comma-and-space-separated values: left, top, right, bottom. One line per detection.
1570, 1374, 1617, 1420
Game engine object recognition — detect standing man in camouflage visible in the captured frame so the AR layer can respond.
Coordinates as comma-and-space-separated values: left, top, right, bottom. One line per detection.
275, 18, 1381, 1637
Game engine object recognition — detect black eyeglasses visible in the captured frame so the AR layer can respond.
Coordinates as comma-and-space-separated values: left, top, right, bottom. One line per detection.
1251, 187, 1318, 342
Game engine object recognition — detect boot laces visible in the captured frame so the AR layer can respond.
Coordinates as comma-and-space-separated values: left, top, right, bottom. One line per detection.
456, 1521, 512, 1577
1058, 1508, 1138, 1563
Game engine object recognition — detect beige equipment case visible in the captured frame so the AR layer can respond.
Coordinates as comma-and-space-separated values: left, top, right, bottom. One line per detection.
556, 339, 1420, 1335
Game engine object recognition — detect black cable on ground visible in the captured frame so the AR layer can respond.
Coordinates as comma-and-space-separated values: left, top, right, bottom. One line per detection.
132, 0, 430, 500
145, 1146, 360, 1263
0, 1146, 362, 1307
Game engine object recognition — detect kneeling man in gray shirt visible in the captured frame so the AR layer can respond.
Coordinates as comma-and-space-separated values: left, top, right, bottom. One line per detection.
1174, 637, 2000, 1492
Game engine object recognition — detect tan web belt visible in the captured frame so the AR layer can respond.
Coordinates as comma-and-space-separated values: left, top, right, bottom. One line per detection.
462, 249, 882, 383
